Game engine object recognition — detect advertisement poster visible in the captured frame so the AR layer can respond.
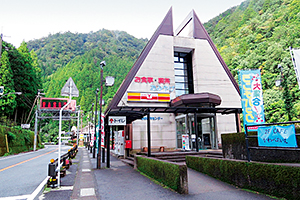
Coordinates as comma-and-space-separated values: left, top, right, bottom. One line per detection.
258, 125, 297, 147
182, 134, 190, 150
239, 70, 265, 131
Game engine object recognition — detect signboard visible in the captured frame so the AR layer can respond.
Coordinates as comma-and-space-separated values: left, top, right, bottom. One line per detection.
108, 116, 126, 126
239, 70, 265, 131
100, 114, 105, 148
21, 124, 30, 129
40, 98, 77, 111
90, 129, 95, 147
61, 77, 79, 97
182, 134, 190, 150
258, 125, 297, 147
127, 92, 170, 102
0, 86, 3, 95
291, 49, 300, 89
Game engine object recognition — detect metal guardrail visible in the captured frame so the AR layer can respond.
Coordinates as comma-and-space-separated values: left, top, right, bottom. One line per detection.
47, 145, 78, 187
245, 121, 300, 162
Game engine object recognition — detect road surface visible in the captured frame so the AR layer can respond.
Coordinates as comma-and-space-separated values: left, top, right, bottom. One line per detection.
0, 145, 71, 199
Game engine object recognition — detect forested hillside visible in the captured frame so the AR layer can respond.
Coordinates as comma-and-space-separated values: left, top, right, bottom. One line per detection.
27, 29, 147, 112
204, 0, 300, 123
0, 41, 42, 125
25, 0, 300, 129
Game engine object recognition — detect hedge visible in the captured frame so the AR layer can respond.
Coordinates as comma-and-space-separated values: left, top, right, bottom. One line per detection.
0, 125, 41, 156
135, 155, 188, 194
186, 156, 300, 200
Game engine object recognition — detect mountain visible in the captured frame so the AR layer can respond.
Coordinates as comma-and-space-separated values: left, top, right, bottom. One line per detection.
27, 0, 300, 125
27, 29, 147, 111
204, 0, 300, 123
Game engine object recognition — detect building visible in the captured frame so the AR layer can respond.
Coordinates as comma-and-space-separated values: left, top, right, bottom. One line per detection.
105, 8, 242, 154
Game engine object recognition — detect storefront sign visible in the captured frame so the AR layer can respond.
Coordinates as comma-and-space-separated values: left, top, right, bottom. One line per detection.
239, 70, 265, 131
134, 76, 175, 92
127, 92, 170, 102
109, 116, 126, 126
258, 125, 297, 147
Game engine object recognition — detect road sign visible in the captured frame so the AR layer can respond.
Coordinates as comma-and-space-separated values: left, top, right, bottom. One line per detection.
108, 116, 126, 126
61, 77, 79, 97
0, 86, 3, 95
21, 124, 30, 129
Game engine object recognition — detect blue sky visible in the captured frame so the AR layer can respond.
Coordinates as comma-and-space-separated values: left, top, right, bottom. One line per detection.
0, 0, 245, 47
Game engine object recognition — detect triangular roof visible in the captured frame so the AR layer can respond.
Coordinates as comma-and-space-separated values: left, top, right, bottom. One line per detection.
106, 7, 173, 113
175, 10, 239, 94
105, 8, 240, 115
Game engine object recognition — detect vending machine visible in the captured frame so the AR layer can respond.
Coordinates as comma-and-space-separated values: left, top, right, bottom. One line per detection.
114, 130, 125, 156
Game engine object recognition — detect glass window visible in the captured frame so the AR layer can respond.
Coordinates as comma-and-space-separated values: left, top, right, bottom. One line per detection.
174, 52, 194, 97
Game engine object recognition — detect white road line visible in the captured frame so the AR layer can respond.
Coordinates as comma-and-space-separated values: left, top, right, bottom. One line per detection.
27, 176, 49, 200
0, 195, 30, 200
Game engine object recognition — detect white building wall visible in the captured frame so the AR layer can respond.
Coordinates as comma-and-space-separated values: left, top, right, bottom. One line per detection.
118, 34, 241, 150
132, 113, 176, 150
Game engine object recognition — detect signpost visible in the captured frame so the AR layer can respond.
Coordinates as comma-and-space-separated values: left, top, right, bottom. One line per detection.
58, 77, 79, 187
108, 116, 126, 126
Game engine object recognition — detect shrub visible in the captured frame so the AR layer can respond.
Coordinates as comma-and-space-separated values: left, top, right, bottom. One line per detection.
186, 156, 300, 200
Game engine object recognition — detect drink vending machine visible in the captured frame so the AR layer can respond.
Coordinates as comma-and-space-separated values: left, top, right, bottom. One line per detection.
114, 130, 124, 156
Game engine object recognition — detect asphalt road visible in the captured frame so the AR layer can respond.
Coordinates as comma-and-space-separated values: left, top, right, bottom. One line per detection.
0, 145, 71, 199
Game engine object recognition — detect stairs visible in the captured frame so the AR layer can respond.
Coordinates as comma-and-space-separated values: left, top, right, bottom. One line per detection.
120, 150, 223, 166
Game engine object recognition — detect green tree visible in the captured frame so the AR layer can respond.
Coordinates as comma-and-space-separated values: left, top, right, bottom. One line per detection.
0, 51, 16, 115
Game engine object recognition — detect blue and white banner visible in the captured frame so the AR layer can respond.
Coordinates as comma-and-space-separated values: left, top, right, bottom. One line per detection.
258, 125, 298, 147
239, 70, 265, 132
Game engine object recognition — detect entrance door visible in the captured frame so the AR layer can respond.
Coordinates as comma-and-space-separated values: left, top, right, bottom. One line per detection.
176, 114, 217, 150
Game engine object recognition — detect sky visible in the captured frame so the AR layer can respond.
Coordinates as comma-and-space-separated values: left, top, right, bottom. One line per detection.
0, 0, 245, 48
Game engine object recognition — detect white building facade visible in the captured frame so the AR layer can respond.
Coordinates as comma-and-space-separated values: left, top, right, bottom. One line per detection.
106, 8, 241, 152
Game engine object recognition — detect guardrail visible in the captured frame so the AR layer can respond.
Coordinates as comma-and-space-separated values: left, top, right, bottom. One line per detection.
47, 145, 78, 187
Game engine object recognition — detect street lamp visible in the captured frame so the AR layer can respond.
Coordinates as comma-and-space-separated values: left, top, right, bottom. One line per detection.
97, 61, 106, 169
94, 89, 99, 159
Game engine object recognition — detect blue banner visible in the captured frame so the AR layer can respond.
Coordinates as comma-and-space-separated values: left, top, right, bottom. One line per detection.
258, 125, 297, 147
239, 70, 265, 131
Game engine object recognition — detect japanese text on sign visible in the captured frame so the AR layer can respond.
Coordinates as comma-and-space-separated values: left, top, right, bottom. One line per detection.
108, 116, 126, 126
239, 70, 265, 131
258, 125, 297, 147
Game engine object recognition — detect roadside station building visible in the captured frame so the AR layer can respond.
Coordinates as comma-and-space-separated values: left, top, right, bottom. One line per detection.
105, 8, 242, 154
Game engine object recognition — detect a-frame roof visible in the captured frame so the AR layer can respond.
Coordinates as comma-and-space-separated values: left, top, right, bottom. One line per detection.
105, 7, 173, 114
105, 8, 240, 116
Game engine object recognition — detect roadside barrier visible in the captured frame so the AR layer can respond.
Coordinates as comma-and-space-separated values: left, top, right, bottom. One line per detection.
47, 145, 78, 188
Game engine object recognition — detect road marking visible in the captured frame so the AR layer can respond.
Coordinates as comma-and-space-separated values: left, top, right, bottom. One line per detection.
0, 195, 30, 200
80, 188, 95, 197
0, 148, 58, 172
82, 169, 91, 172
27, 176, 49, 200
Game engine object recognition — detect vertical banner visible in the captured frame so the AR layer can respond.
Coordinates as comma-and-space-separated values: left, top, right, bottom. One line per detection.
239, 70, 265, 131
258, 125, 297, 147
100, 114, 105, 148
290, 48, 300, 89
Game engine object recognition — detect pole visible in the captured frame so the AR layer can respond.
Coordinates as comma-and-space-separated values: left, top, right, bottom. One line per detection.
58, 82, 72, 187
194, 112, 199, 152
245, 124, 251, 162
34, 109, 38, 151
97, 68, 103, 169
147, 111, 151, 157
77, 109, 80, 146
93, 89, 98, 159
106, 118, 110, 168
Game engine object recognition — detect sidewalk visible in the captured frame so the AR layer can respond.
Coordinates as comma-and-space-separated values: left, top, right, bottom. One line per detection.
89, 150, 274, 200
39, 147, 275, 200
